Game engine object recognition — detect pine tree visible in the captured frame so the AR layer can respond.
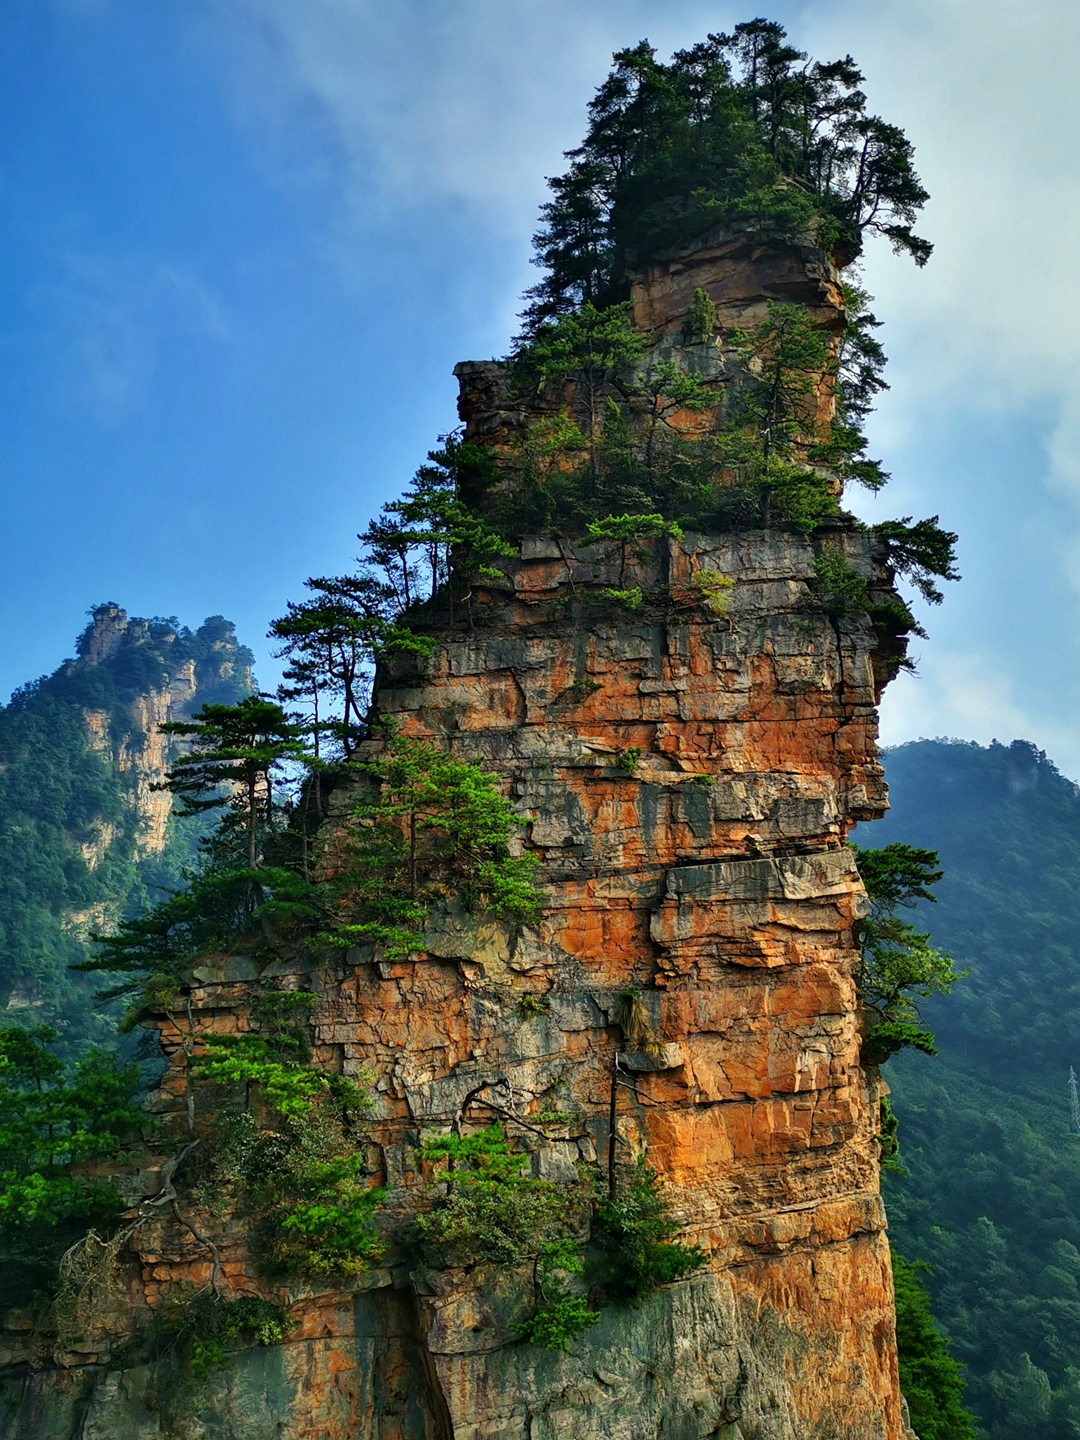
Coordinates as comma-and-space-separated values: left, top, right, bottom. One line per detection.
0, 1024, 142, 1304
852, 843, 965, 1065
159, 696, 306, 868
270, 574, 432, 761
523, 23, 930, 329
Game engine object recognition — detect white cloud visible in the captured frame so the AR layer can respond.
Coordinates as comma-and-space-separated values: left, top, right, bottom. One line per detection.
881, 653, 1036, 749
213, 0, 1080, 453
805, 0, 1080, 423
213, 0, 621, 233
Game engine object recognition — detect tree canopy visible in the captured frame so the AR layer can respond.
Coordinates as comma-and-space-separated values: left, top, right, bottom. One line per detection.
524, 19, 931, 328
852, 841, 964, 1066
0, 1024, 142, 1305
865, 739, 1080, 1435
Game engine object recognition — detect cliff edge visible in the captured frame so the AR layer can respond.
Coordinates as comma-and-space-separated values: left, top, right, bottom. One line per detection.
1, 237, 917, 1440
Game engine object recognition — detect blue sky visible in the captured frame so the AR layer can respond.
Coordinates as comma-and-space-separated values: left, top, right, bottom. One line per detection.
6, 0, 1080, 771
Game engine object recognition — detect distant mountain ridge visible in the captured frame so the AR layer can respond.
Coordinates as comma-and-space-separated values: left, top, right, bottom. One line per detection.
865, 738, 1080, 1437
0, 604, 253, 1042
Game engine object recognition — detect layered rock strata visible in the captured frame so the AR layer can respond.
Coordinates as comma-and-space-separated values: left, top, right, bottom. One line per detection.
456, 223, 847, 508
1, 527, 904, 1440
1, 233, 910, 1439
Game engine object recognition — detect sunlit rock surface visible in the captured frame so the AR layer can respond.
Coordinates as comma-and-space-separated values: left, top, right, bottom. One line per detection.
0, 234, 911, 1440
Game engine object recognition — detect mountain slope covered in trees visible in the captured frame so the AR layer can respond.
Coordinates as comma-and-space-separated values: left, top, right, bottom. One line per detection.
865, 739, 1080, 1438
0, 607, 253, 1047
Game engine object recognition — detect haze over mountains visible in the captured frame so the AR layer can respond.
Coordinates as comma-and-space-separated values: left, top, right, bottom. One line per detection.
867, 739, 1080, 1437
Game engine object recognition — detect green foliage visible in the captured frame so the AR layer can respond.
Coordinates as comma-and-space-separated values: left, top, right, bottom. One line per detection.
834, 284, 890, 493
878, 1096, 903, 1174
812, 546, 869, 616
498, 293, 953, 574
88, 730, 538, 1052
586, 512, 683, 586
418, 1125, 597, 1352
682, 287, 717, 344
599, 586, 643, 610
270, 573, 421, 761
82, 863, 310, 1017
513, 301, 859, 540
856, 842, 943, 910
355, 436, 515, 626
808, 515, 960, 650
417, 1124, 586, 1266
196, 986, 366, 1120
359, 432, 501, 605
189, 988, 384, 1281
565, 674, 601, 702
160, 696, 307, 869
587, 509, 681, 545
507, 302, 874, 541
206, 1104, 383, 1280
197, 1036, 327, 1120
862, 1021, 938, 1068
330, 730, 542, 959
273, 439, 511, 762
728, 302, 830, 455
524, 301, 648, 400
892, 1250, 978, 1440
875, 516, 961, 606
593, 1159, 706, 1302
852, 842, 963, 1064
690, 570, 734, 615
417, 1129, 700, 1349
711, 301, 840, 530
274, 1156, 385, 1277
155, 1291, 294, 1378
864, 738, 1080, 1434
512, 1292, 601, 1351
524, 22, 930, 327
616, 748, 642, 775
0, 1024, 142, 1305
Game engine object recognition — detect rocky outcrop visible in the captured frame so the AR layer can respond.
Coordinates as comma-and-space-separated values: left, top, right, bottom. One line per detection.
0, 527, 905, 1439
79, 663, 198, 859
69, 605, 253, 858
354, 526, 901, 1439
456, 222, 847, 508
0, 238, 911, 1438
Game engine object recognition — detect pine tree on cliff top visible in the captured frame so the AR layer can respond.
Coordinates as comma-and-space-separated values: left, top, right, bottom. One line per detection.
523, 19, 931, 328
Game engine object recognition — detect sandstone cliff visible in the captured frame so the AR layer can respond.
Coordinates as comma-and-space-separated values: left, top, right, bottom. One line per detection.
69, 604, 255, 861
0, 238, 916, 1440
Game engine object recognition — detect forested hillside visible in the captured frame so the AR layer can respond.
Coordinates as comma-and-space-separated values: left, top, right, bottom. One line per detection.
0, 606, 253, 1047
867, 739, 1080, 1437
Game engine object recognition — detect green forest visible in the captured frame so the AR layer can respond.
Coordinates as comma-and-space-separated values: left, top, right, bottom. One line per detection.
0, 611, 253, 1046
867, 739, 1080, 1438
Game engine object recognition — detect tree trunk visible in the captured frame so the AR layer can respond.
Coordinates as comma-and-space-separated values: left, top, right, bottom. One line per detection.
247, 775, 257, 868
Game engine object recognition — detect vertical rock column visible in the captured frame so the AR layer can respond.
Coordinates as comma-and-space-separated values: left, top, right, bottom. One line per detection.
330, 523, 903, 1439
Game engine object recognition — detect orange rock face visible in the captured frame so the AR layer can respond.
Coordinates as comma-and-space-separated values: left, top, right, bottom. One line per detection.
0, 239, 911, 1440
350, 525, 905, 1439
0, 533, 906, 1440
